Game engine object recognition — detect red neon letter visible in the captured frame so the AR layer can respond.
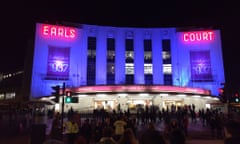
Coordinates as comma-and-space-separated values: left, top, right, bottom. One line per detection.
183, 33, 189, 42
70, 29, 76, 38
208, 31, 213, 40
43, 25, 49, 35
58, 27, 64, 37
202, 32, 209, 40
50, 27, 57, 36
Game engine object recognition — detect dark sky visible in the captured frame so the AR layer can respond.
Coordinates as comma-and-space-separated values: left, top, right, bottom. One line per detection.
1, 1, 240, 88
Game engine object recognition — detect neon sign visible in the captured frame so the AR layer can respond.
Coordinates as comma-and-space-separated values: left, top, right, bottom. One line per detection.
41, 24, 76, 39
183, 31, 214, 42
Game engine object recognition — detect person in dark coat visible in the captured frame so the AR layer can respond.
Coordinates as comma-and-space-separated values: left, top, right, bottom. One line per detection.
169, 119, 185, 144
140, 122, 166, 144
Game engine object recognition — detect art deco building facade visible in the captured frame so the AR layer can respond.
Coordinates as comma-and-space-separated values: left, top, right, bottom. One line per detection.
30, 23, 225, 112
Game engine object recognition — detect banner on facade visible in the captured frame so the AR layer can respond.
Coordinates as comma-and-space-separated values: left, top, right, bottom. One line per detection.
47, 46, 70, 78
190, 51, 212, 81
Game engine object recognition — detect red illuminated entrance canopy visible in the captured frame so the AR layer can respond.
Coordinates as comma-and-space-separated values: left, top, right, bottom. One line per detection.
41, 24, 77, 39
183, 31, 214, 42
66, 85, 211, 95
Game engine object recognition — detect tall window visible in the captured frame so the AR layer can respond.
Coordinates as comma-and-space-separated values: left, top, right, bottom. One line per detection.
87, 37, 96, 85
107, 38, 115, 84
144, 39, 153, 84
162, 39, 172, 85
125, 39, 134, 84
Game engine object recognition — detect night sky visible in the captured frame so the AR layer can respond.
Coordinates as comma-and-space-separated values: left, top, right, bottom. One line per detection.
1, 1, 240, 88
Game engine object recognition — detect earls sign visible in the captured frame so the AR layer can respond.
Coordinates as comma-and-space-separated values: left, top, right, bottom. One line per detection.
41, 24, 77, 39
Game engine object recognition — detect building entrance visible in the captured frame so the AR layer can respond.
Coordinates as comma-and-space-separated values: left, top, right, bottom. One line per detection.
94, 100, 115, 112
163, 100, 183, 109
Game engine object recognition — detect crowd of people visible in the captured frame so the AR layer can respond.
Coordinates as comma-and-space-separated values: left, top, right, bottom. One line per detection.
0, 103, 228, 144
46, 104, 226, 144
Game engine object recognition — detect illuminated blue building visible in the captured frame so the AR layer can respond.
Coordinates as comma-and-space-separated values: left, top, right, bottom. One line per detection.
31, 23, 225, 112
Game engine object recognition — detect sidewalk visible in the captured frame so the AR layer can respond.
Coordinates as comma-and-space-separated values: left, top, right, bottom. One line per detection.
186, 139, 223, 144
152, 120, 224, 144
183, 121, 224, 144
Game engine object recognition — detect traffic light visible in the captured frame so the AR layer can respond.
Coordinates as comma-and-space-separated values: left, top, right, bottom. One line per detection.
71, 97, 79, 103
51, 85, 60, 103
218, 87, 226, 103
65, 91, 78, 103
65, 91, 72, 103
234, 92, 240, 103
235, 97, 240, 103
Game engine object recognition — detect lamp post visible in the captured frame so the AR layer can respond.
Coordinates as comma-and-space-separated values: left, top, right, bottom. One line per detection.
61, 82, 65, 140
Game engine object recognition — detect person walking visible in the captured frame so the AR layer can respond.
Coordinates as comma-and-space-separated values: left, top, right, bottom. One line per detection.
50, 114, 62, 141
169, 119, 185, 144
113, 116, 127, 141
117, 128, 139, 144
64, 115, 79, 144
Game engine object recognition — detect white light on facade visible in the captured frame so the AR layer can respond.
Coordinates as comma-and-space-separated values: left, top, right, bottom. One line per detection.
139, 93, 149, 96
205, 104, 211, 109
159, 93, 169, 97
96, 94, 106, 97
212, 97, 219, 100
117, 93, 128, 97
177, 94, 186, 97
55, 103, 60, 111
78, 94, 87, 97
192, 95, 200, 98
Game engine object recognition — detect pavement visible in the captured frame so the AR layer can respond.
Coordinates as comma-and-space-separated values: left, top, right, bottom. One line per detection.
186, 139, 223, 144
138, 120, 224, 144
0, 118, 225, 144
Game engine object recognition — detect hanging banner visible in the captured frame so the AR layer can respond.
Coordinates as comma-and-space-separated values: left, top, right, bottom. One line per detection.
47, 46, 70, 78
190, 51, 212, 81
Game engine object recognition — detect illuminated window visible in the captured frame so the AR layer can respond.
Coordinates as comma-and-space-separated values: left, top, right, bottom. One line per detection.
162, 39, 172, 85
107, 63, 115, 74
126, 51, 134, 62
107, 63, 115, 84
107, 51, 115, 60
144, 64, 153, 74
107, 38, 115, 84
162, 51, 171, 60
125, 63, 134, 74
87, 37, 96, 85
163, 64, 172, 74
88, 50, 96, 57
144, 52, 152, 62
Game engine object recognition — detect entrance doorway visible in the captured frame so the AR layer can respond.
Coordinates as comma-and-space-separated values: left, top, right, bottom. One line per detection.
94, 100, 115, 112
163, 100, 183, 110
